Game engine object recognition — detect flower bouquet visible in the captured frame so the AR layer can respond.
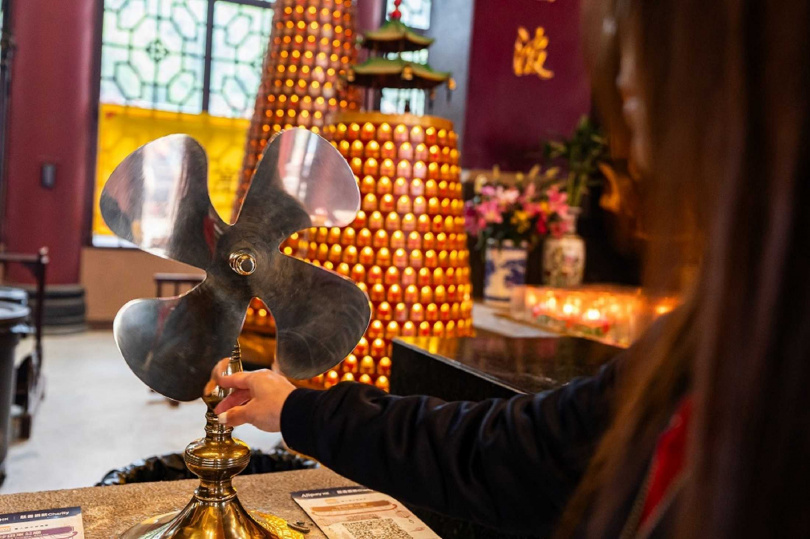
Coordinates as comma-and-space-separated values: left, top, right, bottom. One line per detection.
464, 166, 571, 305
464, 166, 572, 251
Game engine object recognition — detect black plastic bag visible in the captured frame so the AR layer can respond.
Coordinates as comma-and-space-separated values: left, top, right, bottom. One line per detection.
97, 444, 317, 486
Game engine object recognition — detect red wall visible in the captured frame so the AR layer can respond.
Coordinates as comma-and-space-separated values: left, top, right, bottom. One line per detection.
3, 0, 99, 284
356, 0, 385, 34
462, 0, 591, 170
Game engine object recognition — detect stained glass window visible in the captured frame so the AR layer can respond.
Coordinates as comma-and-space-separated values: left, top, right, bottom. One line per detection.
94, 0, 274, 245
100, 0, 208, 114
209, 1, 274, 117
99, 0, 273, 118
385, 0, 431, 30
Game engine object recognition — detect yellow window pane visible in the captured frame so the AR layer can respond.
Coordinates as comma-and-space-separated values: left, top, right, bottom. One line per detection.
93, 104, 249, 239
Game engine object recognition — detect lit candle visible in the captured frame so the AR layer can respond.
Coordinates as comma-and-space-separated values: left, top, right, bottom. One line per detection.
354, 337, 369, 357
360, 356, 376, 374
376, 175, 391, 194
343, 354, 358, 374
402, 267, 416, 286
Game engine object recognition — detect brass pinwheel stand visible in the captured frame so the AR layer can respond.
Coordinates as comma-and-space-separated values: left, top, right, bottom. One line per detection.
120, 347, 303, 539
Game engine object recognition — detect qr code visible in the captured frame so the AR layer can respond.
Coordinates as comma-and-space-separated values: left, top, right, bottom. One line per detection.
343, 518, 412, 538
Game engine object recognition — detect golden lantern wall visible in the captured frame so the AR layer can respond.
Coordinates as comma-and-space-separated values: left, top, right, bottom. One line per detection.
236, 0, 361, 218
285, 112, 474, 391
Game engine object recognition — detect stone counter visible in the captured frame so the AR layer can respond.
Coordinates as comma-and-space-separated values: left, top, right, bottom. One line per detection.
0, 467, 356, 537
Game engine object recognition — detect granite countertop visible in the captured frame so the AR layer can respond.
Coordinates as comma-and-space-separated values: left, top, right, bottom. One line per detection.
0, 468, 355, 537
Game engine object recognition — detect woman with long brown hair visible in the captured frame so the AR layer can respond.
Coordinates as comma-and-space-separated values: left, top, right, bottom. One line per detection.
211, 0, 810, 535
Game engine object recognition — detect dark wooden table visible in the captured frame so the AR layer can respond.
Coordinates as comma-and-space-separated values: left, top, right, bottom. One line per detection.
391, 333, 620, 400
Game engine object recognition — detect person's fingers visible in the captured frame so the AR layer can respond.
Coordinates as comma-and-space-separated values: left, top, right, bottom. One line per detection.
216, 371, 254, 390
217, 403, 250, 427
214, 389, 251, 415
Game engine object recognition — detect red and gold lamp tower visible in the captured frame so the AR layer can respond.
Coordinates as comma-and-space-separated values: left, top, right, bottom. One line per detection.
291, 2, 473, 391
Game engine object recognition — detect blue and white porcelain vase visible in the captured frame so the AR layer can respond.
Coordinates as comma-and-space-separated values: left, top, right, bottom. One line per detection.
542, 211, 585, 287
484, 239, 528, 307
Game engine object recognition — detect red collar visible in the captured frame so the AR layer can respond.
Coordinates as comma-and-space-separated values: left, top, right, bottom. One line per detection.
638, 396, 693, 531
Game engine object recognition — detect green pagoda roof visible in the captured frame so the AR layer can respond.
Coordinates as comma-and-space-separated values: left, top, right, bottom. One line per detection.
361, 19, 434, 53
346, 57, 452, 90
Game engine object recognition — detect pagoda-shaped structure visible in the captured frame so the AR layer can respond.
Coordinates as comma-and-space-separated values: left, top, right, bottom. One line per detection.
346, 0, 454, 110
286, 2, 472, 391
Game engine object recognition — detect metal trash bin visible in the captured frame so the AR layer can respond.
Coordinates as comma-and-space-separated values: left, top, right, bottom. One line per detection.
0, 287, 28, 307
0, 300, 31, 487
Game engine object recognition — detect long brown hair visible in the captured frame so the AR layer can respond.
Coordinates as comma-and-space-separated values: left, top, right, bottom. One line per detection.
561, 0, 810, 535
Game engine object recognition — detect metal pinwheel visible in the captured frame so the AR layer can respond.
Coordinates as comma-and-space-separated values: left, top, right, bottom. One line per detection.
100, 129, 371, 402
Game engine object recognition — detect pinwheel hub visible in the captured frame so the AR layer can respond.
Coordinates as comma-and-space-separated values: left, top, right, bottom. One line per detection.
229, 249, 258, 276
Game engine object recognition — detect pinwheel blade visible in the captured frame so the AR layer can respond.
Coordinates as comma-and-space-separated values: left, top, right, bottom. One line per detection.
238, 128, 359, 231
112, 276, 251, 401
227, 129, 369, 378
100, 134, 227, 270
253, 256, 371, 379
104, 129, 368, 399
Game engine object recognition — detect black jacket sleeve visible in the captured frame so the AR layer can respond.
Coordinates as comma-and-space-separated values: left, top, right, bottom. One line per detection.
280, 356, 621, 534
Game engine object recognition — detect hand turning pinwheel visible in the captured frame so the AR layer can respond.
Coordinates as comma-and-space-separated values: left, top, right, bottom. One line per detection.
100, 129, 371, 402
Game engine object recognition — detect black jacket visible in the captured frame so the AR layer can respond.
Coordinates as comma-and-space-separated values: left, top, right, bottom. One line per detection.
280, 342, 660, 537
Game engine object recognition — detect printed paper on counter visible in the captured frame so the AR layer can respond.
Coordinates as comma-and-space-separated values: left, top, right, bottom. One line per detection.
292, 487, 439, 539
0, 506, 84, 538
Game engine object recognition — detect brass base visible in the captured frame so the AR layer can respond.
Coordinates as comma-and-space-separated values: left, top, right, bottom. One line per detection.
120, 346, 304, 539
120, 509, 300, 538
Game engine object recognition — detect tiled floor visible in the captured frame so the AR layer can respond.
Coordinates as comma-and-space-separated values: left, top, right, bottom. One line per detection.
1, 331, 281, 495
